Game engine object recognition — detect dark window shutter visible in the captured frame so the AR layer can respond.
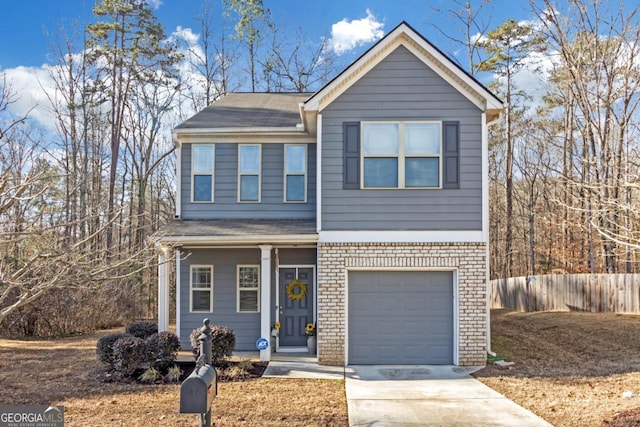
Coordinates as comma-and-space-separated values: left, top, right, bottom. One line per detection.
343, 122, 361, 189
442, 121, 460, 189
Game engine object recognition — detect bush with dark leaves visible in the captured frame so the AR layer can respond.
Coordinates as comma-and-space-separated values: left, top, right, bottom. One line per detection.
96, 333, 131, 367
190, 325, 235, 366
146, 331, 181, 370
112, 335, 151, 376
125, 321, 157, 339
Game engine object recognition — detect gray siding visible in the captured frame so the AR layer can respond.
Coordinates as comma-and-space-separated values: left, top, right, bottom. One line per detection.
180, 143, 316, 220
180, 247, 317, 351
321, 45, 483, 231
180, 248, 261, 351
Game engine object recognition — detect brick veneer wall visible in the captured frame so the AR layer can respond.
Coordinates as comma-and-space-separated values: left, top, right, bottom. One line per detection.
316, 242, 487, 366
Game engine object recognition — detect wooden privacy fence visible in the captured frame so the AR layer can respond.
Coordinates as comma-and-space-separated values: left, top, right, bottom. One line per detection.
490, 274, 640, 313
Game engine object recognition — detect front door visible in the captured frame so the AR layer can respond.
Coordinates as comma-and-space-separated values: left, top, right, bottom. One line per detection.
279, 267, 314, 346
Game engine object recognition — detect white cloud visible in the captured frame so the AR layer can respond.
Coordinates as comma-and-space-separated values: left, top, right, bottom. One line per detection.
171, 26, 200, 47
145, 0, 162, 10
2, 65, 58, 131
326, 9, 384, 56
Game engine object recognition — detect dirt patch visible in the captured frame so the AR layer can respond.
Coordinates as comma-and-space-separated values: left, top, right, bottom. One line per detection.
475, 310, 640, 427
0, 330, 347, 426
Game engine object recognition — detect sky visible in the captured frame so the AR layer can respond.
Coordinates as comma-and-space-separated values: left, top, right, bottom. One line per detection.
0, 0, 535, 131
0, 0, 531, 69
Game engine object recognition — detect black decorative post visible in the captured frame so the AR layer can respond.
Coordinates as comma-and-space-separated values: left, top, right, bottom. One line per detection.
199, 318, 212, 366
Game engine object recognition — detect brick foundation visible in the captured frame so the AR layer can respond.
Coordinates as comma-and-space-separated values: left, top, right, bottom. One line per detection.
316, 242, 487, 366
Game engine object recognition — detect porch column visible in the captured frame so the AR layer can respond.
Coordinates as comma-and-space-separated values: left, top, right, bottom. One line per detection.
259, 245, 273, 362
175, 249, 181, 339
158, 245, 171, 332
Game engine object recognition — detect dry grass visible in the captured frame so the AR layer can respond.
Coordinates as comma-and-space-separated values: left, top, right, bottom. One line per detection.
475, 309, 640, 427
0, 329, 347, 426
5, 311, 640, 426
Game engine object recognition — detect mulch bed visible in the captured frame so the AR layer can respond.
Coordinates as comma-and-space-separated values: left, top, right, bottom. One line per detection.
604, 407, 640, 426
177, 360, 268, 382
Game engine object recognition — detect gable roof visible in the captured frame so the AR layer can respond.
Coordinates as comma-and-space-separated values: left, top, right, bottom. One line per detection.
303, 21, 503, 122
172, 21, 503, 140
175, 92, 312, 132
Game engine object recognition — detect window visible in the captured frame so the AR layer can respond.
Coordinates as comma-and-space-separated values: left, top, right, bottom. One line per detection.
192, 145, 215, 202
284, 144, 307, 202
190, 265, 213, 312
362, 122, 441, 188
237, 265, 260, 313
238, 145, 261, 202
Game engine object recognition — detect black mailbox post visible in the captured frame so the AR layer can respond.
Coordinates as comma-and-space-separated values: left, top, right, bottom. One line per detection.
180, 318, 216, 427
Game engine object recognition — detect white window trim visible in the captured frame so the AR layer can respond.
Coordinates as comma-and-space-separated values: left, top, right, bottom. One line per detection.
361, 121, 442, 189
190, 264, 214, 313
237, 144, 262, 203
191, 144, 215, 203
237, 264, 261, 313
284, 143, 308, 203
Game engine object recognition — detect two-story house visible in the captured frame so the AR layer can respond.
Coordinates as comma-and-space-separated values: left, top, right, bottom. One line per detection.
157, 22, 503, 366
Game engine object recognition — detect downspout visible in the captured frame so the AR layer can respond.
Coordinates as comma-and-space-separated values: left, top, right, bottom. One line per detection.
173, 133, 182, 219
484, 110, 503, 358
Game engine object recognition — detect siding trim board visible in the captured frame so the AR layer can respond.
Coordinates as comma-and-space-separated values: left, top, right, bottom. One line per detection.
320, 230, 484, 243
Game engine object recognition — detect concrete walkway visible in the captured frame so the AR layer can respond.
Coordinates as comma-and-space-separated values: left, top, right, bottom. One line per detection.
263, 358, 552, 426
346, 365, 553, 427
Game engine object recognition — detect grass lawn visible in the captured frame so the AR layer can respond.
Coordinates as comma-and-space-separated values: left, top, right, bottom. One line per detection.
0, 329, 347, 426
475, 309, 640, 427
3, 310, 640, 426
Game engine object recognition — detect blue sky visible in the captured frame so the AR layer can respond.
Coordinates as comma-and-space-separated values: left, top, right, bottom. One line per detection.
0, 0, 535, 130
0, 0, 531, 69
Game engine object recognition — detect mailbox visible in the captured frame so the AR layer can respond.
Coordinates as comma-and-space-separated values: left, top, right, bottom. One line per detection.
180, 364, 217, 414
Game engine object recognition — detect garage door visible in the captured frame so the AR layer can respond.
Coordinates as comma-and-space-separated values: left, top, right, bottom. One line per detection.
348, 271, 453, 364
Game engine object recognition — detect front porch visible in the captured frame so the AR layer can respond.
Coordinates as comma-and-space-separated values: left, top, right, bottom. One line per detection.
156, 218, 319, 363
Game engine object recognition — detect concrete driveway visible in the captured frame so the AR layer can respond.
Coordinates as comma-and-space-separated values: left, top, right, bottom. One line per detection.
346, 365, 553, 427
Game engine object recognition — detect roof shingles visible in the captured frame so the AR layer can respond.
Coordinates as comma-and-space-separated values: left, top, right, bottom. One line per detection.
175, 93, 312, 130
159, 218, 317, 239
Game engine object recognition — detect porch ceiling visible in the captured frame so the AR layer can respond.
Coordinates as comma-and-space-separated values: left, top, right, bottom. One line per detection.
157, 218, 318, 245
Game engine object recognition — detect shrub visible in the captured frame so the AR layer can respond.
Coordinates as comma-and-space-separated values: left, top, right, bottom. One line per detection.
190, 325, 236, 366
166, 365, 182, 383
96, 333, 131, 367
138, 367, 161, 383
211, 325, 235, 365
112, 335, 151, 377
125, 321, 157, 339
146, 331, 181, 370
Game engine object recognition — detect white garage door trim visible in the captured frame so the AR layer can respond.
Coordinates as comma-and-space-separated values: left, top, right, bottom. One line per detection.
344, 267, 459, 365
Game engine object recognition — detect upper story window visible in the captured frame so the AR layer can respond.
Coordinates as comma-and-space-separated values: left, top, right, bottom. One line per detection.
362, 122, 441, 188
192, 144, 215, 202
238, 144, 261, 202
190, 265, 213, 312
284, 144, 307, 202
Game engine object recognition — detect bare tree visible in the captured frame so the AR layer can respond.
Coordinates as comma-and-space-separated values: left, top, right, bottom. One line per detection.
478, 18, 545, 278
531, 0, 640, 272
263, 27, 336, 92
430, 0, 493, 75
